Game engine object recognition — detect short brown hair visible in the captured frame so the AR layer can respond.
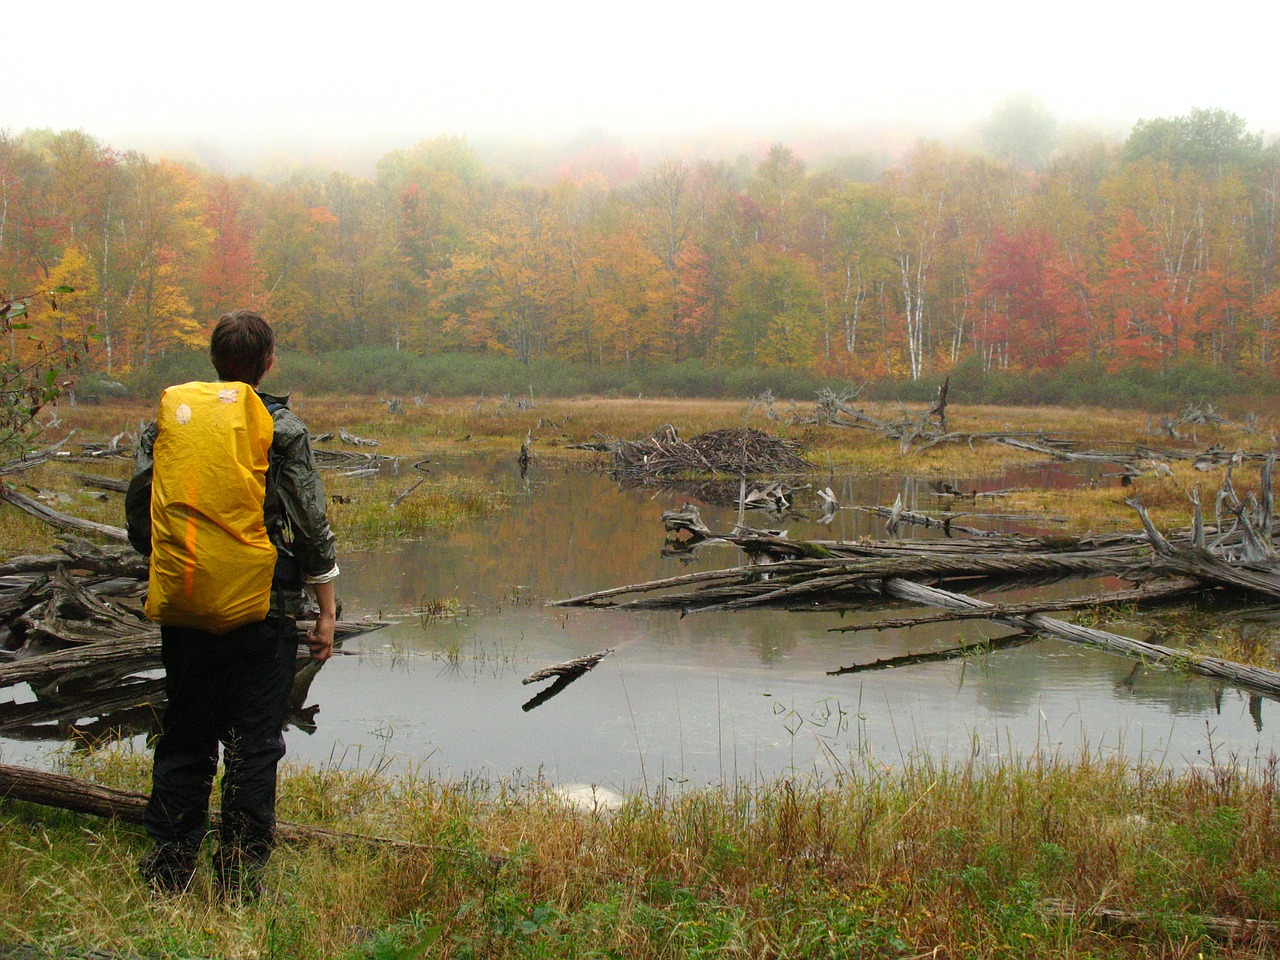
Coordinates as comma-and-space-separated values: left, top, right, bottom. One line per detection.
210, 310, 274, 385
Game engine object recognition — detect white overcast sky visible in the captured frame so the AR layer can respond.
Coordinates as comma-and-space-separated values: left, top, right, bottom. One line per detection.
11, 0, 1280, 158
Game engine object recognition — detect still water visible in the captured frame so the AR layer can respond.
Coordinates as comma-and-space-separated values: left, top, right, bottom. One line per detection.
297, 451, 1278, 789
3, 452, 1277, 789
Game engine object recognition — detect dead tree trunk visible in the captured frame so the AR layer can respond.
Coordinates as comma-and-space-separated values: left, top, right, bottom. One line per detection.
0, 484, 128, 543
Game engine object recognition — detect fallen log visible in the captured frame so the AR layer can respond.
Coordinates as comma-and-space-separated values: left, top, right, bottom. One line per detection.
18, 567, 154, 647
556, 518, 1280, 700
829, 634, 1038, 675
853, 503, 998, 539
879, 577, 1280, 700
520, 648, 615, 712
0, 538, 146, 579
0, 618, 391, 690
827, 579, 1201, 633
523, 648, 614, 684
0, 763, 490, 858
338, 426, 380, 447
0, 437, 75, 477
70, 472, 129, 494
0, 484, 128, 543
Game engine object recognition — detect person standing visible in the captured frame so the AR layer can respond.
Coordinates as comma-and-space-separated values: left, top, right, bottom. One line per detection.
125, 310, 338, 896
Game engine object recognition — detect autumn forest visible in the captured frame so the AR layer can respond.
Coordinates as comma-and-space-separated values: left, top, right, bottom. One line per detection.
3, 108, 1279, 390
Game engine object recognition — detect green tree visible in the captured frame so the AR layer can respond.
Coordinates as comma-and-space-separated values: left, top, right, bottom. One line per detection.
980, 94, 1058, 170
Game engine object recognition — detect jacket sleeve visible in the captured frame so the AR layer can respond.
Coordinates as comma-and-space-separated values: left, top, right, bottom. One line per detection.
273, 416, 339, 583
124, 422, 157, 557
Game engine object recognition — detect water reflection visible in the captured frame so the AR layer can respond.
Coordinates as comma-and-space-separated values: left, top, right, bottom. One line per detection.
1, 451, 1274, 786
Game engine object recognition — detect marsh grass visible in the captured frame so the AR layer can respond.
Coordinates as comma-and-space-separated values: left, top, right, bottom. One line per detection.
330, 473, 502, 548
6, 747, 1280, 957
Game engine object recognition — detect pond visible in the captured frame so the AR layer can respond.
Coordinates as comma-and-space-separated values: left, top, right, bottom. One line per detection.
2, 450, 1277, 790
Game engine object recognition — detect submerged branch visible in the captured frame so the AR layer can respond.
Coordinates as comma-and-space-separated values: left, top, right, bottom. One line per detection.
829, 634, 1038, 675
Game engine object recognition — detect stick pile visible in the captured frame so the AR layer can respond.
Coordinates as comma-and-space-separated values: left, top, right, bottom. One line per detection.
593, 426, 814, 481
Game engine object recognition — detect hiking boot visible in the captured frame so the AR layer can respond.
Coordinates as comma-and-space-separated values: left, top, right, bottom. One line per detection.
213, 846, 266, 903
139, 842, 198, 894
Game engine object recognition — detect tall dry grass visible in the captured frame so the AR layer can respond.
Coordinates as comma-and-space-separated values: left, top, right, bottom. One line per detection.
4, 746, 1280, 957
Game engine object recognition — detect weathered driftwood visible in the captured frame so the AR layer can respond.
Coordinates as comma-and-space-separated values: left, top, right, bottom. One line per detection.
0, 649, 330, 743
814, 386, 1265, 474
0, 538, 146, 579
70, 471, 129, 494
661, 505, 715, 542
391, 460, 433, 507
815, 384, 1079, 457
73, 431, 133, 461
0, 618, 389, 690
0, 675, 166, 740
0, 483, 128, 542
828, 634, 1038, 675
338, 426, 379, 447
0, 437, 75, 476
520, 648, 615, 712
882, 577, 1280, 700
827, 579, 1201, 633
18, 567, 151, 648
816, 486, 839, 523
555, 507, 1280, 700
523, 648, 614, 685
858, 501, 998, 539
0, 763, 480, 856
554, 543, 1170, 613
391, 478, 427, 507
313, 447, 397, 467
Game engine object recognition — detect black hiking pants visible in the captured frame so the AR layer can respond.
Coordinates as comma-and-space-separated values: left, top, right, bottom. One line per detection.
143, 616, 297, 882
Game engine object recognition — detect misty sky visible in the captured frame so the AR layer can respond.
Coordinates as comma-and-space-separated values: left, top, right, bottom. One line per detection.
14, 0, 1280, 157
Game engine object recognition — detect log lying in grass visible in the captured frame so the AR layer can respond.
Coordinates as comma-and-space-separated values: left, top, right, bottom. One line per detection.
0, 483, 128, 542
0, 763, 488, 858
70, 472, 129, 494
0, 437, 75, 477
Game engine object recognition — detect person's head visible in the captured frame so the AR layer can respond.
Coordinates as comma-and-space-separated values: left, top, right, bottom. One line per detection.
210, 310, 275, 385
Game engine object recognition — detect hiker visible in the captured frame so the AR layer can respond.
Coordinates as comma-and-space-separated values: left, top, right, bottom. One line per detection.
125, 310, 339, 896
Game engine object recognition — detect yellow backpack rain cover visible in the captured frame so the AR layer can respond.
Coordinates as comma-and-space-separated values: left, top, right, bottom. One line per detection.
144, 381, 277, 634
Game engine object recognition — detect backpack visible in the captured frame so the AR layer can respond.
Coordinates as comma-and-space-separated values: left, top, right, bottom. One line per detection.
143, 381, 278, 634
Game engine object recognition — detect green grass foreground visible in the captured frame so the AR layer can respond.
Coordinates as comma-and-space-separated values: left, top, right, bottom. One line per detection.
4, 749, 1280, 958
